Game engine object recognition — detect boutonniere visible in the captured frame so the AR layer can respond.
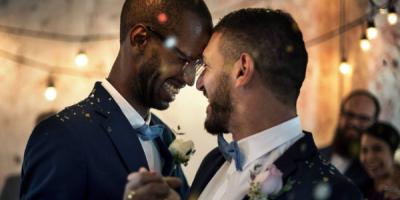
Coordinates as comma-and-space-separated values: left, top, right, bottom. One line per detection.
248, 164, 296, 200
168, 139, 196, 166
248, 164, 283, 200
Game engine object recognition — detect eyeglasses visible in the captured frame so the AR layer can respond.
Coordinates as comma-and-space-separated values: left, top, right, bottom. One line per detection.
341, 111, 374, 124
145, 26, 206, 82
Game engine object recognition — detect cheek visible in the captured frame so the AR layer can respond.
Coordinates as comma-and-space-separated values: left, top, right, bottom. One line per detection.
360, 153, 366, 163
381, 154, 394, 170
338, 118, 346, 128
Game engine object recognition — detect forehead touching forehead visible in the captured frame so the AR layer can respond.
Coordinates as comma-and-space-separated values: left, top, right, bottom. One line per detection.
174, 10, 212, 59
120, 0, 213, 47
203, 33, 225, 62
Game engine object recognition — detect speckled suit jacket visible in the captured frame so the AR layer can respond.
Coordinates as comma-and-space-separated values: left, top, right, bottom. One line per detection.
189, 132, 362, 200
21, 82, 188, 200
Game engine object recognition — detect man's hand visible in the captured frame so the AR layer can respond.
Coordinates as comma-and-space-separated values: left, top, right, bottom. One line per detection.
123, 168, 182, 200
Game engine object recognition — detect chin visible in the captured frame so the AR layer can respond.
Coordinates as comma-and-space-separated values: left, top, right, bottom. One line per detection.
152, 102, 170, 110
205, 119, 229, 135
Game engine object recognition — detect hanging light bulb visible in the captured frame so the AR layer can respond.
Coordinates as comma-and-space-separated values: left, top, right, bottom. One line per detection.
74, 50, 88, 67
339, 58, 352, 75
44, 76, 57, 101
366, 19, 378, 40
387, 5, 398, 25
359, 33, 371, 51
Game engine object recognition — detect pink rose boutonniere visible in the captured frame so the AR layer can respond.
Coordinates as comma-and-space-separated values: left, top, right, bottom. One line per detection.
248, 164, 283, 200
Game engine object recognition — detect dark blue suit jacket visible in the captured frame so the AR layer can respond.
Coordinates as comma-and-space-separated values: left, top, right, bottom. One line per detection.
20, 82, 188, 200
189, 133, 362, 200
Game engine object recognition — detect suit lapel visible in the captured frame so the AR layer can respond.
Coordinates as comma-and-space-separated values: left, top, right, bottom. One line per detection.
190, 148, 226, 199
154, 137, 173, 175
267, 132, 318, 199
149, 115, 174, 176
91, 82, 149, 173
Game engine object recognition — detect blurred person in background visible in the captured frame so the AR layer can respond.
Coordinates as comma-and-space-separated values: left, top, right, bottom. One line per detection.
360, 122, 400, 200
320, 90, 379, 189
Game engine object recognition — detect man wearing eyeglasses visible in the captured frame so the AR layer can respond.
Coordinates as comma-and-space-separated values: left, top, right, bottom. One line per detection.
320, 90, 380, 191
20, 0, 212, 199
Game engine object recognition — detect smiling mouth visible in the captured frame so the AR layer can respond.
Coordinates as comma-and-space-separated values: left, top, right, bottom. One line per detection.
364, 162, 381, 171
163, 82, 181, 101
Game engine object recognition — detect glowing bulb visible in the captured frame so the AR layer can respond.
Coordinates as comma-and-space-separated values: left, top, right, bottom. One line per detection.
379, 8, 388, 14
366, 27, 378, 40
359, 34, 371, 51
339, 60, 352, 75
387, 5, 398, 25
75, 50, 88, 67
388, 13, 398, 25
366, 20, 378, 40
45, 86, 57, 101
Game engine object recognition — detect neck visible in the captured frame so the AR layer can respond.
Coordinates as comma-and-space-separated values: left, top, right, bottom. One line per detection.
229, 90, 297, 141
108, 52, 149, 119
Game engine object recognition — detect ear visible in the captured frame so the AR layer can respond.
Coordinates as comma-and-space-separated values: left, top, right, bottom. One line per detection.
232, 53, 255, 88
129, 24, 149, 49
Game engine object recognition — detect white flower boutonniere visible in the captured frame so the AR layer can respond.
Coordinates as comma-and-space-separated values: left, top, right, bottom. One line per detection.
248, 164, 284, 200
168, 139, 196, 166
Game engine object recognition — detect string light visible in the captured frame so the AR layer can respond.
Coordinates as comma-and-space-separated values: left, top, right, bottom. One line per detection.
359, 33, 371, 51
0, 24, 117, 42
44, 76, 57, 101
379, 8, 388, 14
366, 19, 378, 39
387, 5, 398, 25
339, 58, 352, 75
74, 50, 88, 67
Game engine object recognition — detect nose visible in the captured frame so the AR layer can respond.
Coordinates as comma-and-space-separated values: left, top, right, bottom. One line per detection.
347, 117, 362, 130
196, 72, 204, 91
183, 66, 195, 86
363, 150, 374, 163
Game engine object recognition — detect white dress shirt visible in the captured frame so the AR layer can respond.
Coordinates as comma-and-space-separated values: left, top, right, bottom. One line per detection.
102, 79, 162, 173
198, 117, 304, 200
330, 153, 351, 174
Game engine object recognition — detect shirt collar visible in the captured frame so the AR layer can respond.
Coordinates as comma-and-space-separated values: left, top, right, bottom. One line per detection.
237, 117, 303, 169
101, 79, 151, 128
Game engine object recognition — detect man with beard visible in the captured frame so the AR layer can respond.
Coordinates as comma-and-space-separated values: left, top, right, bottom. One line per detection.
123, 8, 363, 200
20, 0, 212, 199
320, 90, 380, 190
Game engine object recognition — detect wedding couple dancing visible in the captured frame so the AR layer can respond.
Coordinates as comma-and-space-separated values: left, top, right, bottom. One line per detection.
20, 0, 362, 199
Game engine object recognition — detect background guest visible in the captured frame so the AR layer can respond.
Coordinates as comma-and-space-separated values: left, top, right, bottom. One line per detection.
320, 90, 379, 189
360, 122, 400, 200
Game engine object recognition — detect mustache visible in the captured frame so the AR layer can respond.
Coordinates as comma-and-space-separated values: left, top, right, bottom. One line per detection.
343, 125, 363, 133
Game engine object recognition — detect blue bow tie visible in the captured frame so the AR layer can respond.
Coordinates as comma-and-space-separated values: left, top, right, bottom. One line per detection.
218, 134, 244, 171
136, 124, 164, 141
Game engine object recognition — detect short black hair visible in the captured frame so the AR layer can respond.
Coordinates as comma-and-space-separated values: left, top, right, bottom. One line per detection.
341, 90, 381, 121
364, 122, 399, 154
214, 8, 308, 107
120, 0, 212, 44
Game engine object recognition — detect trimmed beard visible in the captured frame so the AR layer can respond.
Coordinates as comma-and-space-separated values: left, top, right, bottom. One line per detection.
332, 126, 362, 159
131, 51, 164, 110
204, 73, 233, 134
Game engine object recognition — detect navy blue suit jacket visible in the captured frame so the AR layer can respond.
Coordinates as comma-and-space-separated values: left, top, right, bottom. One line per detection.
189, 133, 362, 200
21, 82, 188, 200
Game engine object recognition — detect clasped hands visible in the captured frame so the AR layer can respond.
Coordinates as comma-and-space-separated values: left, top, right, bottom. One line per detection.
123, 167, 181, 200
